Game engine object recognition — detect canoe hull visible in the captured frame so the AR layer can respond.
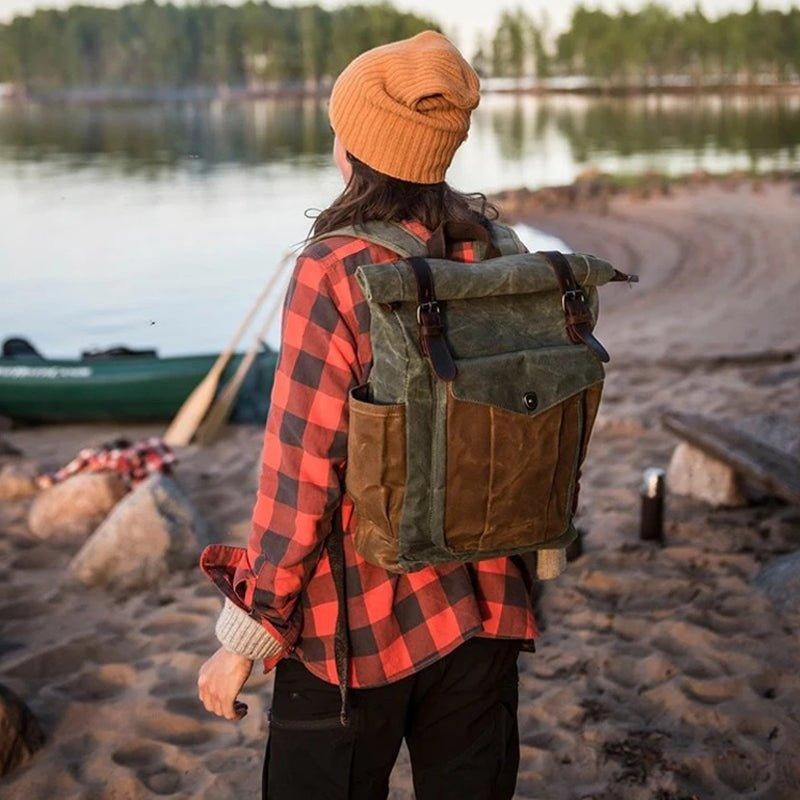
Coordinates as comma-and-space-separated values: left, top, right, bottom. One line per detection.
0, 351, 277, 423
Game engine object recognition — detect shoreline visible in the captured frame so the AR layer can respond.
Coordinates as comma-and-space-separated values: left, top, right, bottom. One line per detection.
3, 81, 800, 107
490, 167, 800, 218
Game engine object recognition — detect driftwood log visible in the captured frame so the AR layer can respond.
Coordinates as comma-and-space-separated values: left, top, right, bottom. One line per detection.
662, 412, 800, 505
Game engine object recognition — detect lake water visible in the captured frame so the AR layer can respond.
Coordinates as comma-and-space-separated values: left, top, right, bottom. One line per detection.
1, 92, 798, 358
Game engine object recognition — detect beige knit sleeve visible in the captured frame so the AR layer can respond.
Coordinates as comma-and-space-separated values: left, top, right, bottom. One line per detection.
214, 598, 284, 661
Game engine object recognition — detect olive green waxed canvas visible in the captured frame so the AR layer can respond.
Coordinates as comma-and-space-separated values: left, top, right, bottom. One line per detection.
359, 251, 616, 304
315, 221, 620, 574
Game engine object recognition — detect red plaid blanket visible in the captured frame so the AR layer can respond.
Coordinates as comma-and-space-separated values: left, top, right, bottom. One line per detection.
38, 436, 176, 488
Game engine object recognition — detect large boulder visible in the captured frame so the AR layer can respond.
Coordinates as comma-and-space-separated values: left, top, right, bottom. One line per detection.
666, 442, 748, 508
0, 684, 44, 777
753, 552, 800, 615
27, 472, 127, 544
0, 462, 39, 502
69, 473, 210, 591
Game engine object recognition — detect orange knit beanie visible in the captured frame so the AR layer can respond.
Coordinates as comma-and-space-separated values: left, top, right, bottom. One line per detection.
329, 30, 480, 184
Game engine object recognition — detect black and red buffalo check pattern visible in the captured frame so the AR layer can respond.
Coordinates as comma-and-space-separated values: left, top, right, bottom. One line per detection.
38, 436, 175, 488
200, 219, 537, 687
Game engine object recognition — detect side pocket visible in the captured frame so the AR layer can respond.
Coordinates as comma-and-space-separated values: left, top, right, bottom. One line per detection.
346, 385, 406, 572
264, 658, 358, 799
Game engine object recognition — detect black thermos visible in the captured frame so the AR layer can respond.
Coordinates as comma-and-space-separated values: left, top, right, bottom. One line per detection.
640, 467, 665, 543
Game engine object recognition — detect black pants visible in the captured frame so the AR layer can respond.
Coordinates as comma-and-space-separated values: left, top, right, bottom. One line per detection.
263, 637, 522, 800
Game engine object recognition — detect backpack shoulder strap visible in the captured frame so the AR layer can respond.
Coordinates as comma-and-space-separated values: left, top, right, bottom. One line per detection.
488, 221, 529, 256
310, 220, 525, 259
309, 221, 429, 258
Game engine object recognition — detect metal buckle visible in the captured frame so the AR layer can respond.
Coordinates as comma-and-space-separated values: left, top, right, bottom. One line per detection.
417, 300, 441, 324
561, 289, 586, 312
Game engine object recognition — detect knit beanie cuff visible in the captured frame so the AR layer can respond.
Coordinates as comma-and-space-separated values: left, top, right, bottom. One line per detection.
330, 99, 467, 184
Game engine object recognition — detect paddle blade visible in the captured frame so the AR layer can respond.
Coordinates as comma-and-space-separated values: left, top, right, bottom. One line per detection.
163, 367, 223, 447
194, 356, 255, 446
163, 249, 296, 446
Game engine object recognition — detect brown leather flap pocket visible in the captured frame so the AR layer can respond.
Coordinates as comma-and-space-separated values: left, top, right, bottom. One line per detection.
345, 385, 406, 571
443, 347, 603, 554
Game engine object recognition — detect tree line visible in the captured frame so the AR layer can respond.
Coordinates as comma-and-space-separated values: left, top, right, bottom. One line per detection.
0, 1, 437, 90
1, 1, 798, 91
484, 3, 800, 84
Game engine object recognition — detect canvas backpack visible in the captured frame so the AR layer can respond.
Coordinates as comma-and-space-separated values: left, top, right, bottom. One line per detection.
313, 219, 635, 580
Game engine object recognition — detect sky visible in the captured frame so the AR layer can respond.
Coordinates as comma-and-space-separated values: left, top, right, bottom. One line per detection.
0, 0, 796, 59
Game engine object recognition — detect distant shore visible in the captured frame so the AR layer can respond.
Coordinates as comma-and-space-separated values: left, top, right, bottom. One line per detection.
3, 78, 800, 106
490, 166, 800, 219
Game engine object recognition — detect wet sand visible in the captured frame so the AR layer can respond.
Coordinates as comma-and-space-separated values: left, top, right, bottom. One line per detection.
1, 175, 799, 798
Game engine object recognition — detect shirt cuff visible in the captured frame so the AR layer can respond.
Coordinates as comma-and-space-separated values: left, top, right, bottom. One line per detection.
215, 598, 285, 661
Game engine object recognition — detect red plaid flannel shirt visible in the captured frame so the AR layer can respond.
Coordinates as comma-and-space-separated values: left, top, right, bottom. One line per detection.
200, 219, 537, 688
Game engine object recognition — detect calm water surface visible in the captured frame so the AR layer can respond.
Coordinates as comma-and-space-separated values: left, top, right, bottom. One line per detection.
1, 93, 798, 357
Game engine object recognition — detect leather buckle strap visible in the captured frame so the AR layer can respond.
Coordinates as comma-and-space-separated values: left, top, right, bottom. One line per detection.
561, 288, 586, 312
416, 300, 441, 325
403, 221, 506, 382
539, 250, 611, 363
562, 291, 595, 330
407, 256, 457, 381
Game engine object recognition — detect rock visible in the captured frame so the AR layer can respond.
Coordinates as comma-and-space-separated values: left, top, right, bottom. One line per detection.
27, 472, 127, 544
666, 442, 748, 508
69, 473, 210, 591
753, 552, 800, 615
0, 462, 39, 501
0, 683, 45, 777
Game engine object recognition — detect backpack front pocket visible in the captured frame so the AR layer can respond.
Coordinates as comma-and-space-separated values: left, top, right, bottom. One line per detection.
442, 346, 603, 554
345, 385, 407, 572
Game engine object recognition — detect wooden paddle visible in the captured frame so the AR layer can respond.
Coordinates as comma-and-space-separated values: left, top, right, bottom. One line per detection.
163, 249, 295, 447
194, 255, 295, 446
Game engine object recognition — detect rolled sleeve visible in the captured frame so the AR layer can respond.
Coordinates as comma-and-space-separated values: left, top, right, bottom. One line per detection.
200, 248, 360, 669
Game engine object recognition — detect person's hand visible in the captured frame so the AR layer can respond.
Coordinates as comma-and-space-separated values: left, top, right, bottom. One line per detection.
197, 646, 254, 721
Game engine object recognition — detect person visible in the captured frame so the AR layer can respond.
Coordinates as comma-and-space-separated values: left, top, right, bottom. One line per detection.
198, 30, 538, 800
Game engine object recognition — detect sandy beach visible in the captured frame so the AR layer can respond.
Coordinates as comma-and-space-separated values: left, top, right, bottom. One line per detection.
1, 175, 799, 798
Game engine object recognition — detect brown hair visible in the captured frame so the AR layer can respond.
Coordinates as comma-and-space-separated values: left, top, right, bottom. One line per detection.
308, 152, 499, 240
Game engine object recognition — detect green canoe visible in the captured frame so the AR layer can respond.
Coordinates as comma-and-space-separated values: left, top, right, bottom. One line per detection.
0, 347, 278, 424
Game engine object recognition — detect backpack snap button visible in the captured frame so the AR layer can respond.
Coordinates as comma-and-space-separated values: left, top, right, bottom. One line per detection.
522, 391, 538, 411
